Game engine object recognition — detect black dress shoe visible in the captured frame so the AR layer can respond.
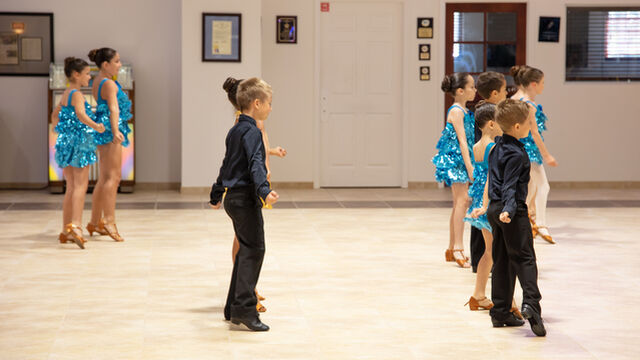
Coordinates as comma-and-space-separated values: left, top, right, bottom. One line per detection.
492, 313, 525, 328
230, 317, 270, 331
521, 304, 546, 337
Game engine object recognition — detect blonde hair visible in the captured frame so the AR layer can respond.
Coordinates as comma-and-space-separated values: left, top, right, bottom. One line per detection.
236, 77, 272, 111
495, 99, 529, 131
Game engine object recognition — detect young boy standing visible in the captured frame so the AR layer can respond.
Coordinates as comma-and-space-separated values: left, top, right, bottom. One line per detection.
210, 78, 279, 332
486, 99, 546, 337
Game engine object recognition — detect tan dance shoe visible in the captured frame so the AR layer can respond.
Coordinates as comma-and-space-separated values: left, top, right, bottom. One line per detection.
537, 226, 555, 244
465, 296, 494, 310
59, 223, 86, 249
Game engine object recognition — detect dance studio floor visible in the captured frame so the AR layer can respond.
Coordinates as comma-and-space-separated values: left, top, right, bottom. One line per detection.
1, 188, 639, 359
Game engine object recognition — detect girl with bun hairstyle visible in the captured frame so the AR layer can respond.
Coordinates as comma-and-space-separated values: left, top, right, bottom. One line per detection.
86, 47, 132, 242
432, 72, 476, 268
222, 77, 287, 313
51, 57, 106, 249
514, 66, 558, 244
509, 65, 528, 101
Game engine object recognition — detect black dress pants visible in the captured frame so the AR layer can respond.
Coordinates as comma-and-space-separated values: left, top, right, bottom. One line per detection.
470, 227, 485, 271
223, 188, 265, 320
487, 200, 542, 320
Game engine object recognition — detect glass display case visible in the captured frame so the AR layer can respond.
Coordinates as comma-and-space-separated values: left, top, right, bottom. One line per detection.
48, 63, 135, 193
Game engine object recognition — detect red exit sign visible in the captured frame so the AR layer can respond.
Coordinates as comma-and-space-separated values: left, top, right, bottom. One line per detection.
321, 2, 330, 12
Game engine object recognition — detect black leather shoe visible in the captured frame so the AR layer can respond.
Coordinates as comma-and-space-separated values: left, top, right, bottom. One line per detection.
492, 313, 525, 328
230, 317, 270, 331
521, 304, 546, 337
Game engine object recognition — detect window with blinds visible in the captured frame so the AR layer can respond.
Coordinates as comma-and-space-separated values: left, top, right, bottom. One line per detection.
567, 7, 640, 81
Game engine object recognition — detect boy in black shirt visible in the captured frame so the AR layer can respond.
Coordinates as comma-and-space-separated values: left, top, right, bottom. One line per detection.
477, 99, 546, 336
210, 78, 279, 331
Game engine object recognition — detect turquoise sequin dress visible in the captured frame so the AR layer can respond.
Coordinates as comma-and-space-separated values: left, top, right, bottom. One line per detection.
54, 89, 98, 168
464, 142, 495, 231
518, 99, 548, 165
432, 105, 475, 186
93, 78, 132, 147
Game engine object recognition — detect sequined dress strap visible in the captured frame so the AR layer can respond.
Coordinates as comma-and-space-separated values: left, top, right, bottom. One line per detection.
446, 104, 467, 118
97, 78, 109, 104
67, 89, 77, 107
482, 142, 495, 164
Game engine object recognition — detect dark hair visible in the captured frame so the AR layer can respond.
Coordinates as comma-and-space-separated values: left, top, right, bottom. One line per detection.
510, 65, 528, 86
495, 99, 529, 131
518, 66, 544, 87
88, 47, 117, 68
223, 77, 243, 110
476, 72, 505, 99
474, 100, 496, 129
63, 57, 89, 78
441, 72, 470, 97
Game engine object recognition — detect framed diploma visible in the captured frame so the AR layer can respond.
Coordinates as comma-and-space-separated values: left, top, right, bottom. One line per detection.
420, 66, 430, 81
202, 13, 241, 62
0, 12, 53, 76
276, 16, 297, 44
417, 17, 433, 39
419, 44, 431, 60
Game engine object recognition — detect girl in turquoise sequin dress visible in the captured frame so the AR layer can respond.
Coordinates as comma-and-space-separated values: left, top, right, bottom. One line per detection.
51, 57, 106, 249
432, 73, 476, 268
86, 48, 131, 242
512, 66, 558, 244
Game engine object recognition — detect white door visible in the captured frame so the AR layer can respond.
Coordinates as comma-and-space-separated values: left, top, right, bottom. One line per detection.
320, 1, 403, 187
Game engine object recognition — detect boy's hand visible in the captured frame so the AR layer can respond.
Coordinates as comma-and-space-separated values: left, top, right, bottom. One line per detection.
265, 191, 279, 205
499, 212, 511, 223
209, 202, 221, 210
274, 146, 287, 158
544, 154, 558, 167
470, 207, 487, 218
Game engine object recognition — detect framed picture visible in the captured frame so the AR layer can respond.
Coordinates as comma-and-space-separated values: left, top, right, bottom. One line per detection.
202, 13, 241, 62
420, 66, 430, 81
0, 12, 53, 76
419, 44, 431, 60
539, 16, 560, 42
417, 17, 433, 39
276, 16, 297, 44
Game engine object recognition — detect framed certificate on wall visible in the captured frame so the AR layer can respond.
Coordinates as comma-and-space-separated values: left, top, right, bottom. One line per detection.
0, 12, 53, 76
202, 13, 241, 62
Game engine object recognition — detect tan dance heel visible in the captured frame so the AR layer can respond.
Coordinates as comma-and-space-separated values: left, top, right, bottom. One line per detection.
62, 223, 86, 249
452, 249, 470, 268
465, 296, 494, 310
86, 221, 108, 236
101, 219, 124, 242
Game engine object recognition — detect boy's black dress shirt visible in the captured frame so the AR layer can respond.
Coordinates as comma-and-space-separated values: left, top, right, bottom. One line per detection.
488, 134, 530, 216
210, 114, 271, 205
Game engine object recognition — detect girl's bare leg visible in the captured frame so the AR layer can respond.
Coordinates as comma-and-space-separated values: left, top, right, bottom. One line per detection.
62, 167, 74, 230
473, 228, 494, 299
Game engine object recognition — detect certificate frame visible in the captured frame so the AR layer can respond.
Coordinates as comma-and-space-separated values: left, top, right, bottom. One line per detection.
417, 17, 434, 39
276, 15, 297, 44
202, 13, 241, 62
0, 12, 53, 76
419, 44, 431, 60
538, 16, 560, 43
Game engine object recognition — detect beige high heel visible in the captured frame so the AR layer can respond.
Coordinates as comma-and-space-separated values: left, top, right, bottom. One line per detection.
465, 296, 494, 310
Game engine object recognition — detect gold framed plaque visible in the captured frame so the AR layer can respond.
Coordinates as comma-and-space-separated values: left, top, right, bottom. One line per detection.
417, 17, 433, 39
420, 66, 430, 81
419, 44, 431, 60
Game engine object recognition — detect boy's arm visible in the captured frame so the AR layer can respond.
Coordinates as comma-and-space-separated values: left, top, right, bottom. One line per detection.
242, 129, 272, 201
500, 152, 524, 217
209, 172, 226, 206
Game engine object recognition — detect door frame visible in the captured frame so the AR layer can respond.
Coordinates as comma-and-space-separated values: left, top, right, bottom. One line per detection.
313, 0, 408, 188
444, 2, 527, 120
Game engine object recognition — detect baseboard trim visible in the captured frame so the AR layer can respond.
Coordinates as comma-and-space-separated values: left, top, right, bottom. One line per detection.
270, 182, 314, 189
549, 181, 640, 189
0, 183, 48, 190
136, 182, 180, 191
408, 182, 439, 189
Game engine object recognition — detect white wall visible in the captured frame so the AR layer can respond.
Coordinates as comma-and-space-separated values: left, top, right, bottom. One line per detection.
258, 0, 640, 185
180, 0, 262, 188
0, 0, 181, 185
261, 0, 315, 183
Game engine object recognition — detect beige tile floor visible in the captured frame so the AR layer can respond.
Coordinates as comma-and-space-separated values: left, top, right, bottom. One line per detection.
1, 188, 639, 359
